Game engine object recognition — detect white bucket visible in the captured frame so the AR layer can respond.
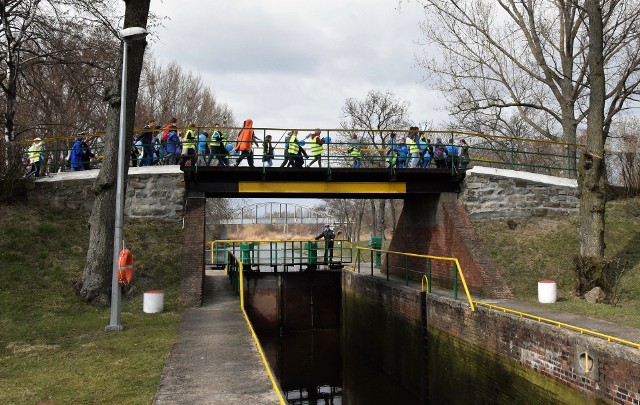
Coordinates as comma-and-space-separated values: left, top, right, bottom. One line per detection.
538, 280, 557, 303
143, 290, 164, 313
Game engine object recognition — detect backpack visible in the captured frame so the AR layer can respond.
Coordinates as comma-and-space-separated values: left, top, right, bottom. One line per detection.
161, 126, 170, 142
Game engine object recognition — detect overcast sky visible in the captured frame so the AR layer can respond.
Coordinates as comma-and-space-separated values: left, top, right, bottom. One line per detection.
147, 0, 446, 130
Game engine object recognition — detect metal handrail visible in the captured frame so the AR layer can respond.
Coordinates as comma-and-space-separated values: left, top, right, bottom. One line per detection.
473, 301, 640, 351
17, 126, 580, 177
350, 246, 475, 311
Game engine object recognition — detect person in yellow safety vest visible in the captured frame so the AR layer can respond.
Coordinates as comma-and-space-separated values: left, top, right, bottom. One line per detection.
306, 129, 324, 167
26, 137, 44, 177
207, 126, 230, 166
347, 133, 362, 168
287, 130, 304, 167
181, 123, 197, 167
406, 126, 420, 168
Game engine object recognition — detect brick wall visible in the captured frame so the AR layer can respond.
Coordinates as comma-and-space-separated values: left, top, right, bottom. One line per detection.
179, 195, 205, 307
387, 194, 511, 299
345, 270, 640, 404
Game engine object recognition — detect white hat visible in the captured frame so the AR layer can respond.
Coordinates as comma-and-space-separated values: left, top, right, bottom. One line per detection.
34, 137, 42, 141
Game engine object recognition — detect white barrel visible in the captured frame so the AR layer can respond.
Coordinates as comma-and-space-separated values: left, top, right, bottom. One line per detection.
143, 290, 164, 313
538, 280, 557, 303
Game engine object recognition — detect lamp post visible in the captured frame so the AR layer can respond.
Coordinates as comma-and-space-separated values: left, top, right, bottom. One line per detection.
106, 26, 148, 332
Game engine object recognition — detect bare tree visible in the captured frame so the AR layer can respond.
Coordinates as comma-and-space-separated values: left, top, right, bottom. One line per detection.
0, 0, 122, 142
136, 59, 234, 128
1, 0, 45, 142
340, 90, 412, 238
418, 0, 640, 174
416, 0, 640, 262
340, 90, 412, 167
79, 0, 151, 305
14, 23, 118, 138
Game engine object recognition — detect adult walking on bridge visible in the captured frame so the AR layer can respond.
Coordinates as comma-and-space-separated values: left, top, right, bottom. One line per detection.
315, 224, 335, 264
347, 134, 362, 168
26, 137, 44, 177
306, 129, 324, 167
234, 119, 260, 167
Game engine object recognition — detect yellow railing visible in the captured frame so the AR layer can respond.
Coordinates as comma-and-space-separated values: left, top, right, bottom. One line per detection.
351, 246, 475, 311
226, 252, 287, 404
473, 301, 640, 351
421, 275, 430, 293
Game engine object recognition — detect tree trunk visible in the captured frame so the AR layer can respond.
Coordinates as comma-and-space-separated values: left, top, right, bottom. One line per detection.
3, 55, 17, 142
369, 199, 377, 237
379, 199, 386, 240
390, 198, 397, 234
79, 0, 151, 305
578, 0, 606, 259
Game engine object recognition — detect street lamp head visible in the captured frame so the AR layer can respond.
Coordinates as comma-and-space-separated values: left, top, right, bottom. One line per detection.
119, 27, 148, 42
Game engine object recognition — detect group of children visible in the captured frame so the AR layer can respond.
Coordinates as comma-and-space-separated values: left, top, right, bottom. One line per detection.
128, 119, 471, 170
386, 127, 470, 170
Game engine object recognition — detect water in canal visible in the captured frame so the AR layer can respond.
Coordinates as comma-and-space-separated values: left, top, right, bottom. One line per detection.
259, 329, 423, 405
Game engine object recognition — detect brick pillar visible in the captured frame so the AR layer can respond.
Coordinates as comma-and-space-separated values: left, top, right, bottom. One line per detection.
387, 194, 511, 299
180, 194, 206, 307
386, 194, 444, 279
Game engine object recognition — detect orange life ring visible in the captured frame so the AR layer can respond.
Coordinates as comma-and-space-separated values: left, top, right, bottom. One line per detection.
117, 248, 133, 286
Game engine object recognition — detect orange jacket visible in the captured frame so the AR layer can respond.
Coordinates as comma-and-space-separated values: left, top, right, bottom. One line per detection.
235, 119, 254, 152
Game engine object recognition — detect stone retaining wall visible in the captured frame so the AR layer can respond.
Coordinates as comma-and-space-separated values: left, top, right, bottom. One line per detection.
25, 166, 185, 221
462, 166, 579, 218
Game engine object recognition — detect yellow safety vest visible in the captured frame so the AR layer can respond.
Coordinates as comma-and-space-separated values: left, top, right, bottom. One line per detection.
208, 131, 221, 147
348, 144, 361, 158
183, 129, 196, 149
288, 134, 300, 154
28, 143, 42, 162
406, 137, 419, 154
310, 137, 323, 156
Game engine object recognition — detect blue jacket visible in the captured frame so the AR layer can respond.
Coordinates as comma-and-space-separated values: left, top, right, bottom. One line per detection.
198, 133, 208, 153
165, 130, 181, 154
70, 139, 84, 168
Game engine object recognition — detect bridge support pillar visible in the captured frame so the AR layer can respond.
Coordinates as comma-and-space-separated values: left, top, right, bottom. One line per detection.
180, 194, 206, 307
387, 193, 511, 299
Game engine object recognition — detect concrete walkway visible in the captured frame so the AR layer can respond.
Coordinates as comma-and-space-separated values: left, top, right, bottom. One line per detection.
153, 270, 281, 405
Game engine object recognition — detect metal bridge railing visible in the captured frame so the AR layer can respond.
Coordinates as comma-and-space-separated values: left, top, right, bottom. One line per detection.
349, 246, 475, 311
17, 127, 579, 178
208, 239, 353, 271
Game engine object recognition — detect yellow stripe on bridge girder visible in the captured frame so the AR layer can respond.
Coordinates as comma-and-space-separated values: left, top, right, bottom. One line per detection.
238, 181, 407, 194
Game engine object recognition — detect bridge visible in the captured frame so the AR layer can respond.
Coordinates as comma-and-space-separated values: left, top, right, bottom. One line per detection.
221, 202, 334, 226
185, 166, 466, 198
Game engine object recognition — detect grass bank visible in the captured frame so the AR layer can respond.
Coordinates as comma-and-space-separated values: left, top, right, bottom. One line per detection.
0, 205, 184, 405
473, 197, 640, 329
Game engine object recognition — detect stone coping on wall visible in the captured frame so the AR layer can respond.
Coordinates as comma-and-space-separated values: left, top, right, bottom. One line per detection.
466, 166, 578, 188
34, 165, 183, 183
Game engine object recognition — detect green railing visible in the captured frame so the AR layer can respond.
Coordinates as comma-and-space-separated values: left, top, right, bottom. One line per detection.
208, 239, 353, 271
17, 127, 579, 178
350, 246, 475, 311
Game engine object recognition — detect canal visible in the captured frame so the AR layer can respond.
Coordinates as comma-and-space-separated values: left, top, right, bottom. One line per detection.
259, 329, 423, 404
246, 271, 596, 404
